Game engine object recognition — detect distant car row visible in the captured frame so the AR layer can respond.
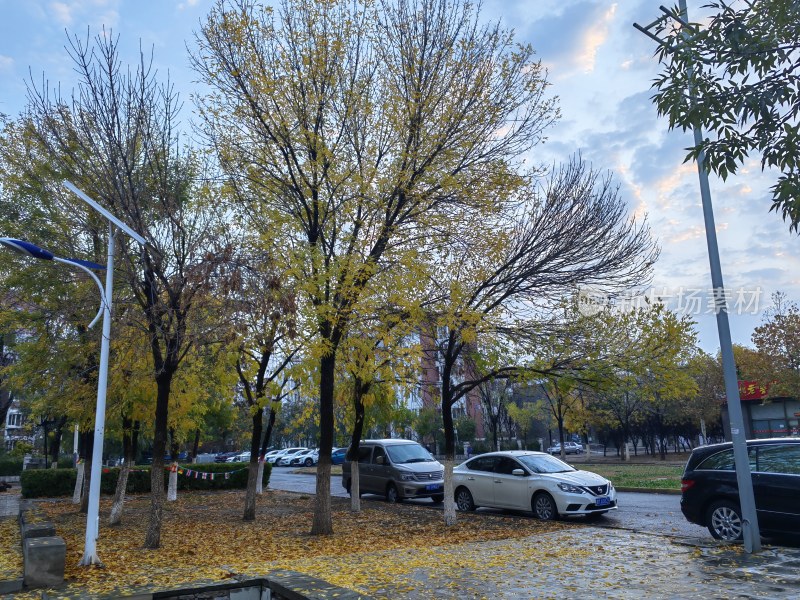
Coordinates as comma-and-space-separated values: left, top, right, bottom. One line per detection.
213, 447, 348, 467
546, 441, 584, 455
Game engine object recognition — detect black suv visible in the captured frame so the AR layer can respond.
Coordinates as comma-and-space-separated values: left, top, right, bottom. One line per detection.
680, 438, 800, 541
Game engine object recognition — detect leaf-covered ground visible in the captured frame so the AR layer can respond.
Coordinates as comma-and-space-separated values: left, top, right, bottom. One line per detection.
0, 517, 23, 582
17, 490, 567, 598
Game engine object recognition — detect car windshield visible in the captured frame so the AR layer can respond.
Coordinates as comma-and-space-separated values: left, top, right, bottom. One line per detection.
518, 454, 576, 474
385, 443, 435, 464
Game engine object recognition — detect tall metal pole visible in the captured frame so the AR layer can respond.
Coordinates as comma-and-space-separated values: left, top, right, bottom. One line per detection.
80, 224, 116, 566
676, 0, 760, 552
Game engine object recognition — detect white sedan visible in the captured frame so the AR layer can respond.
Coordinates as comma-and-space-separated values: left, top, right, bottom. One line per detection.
452, 451, 617, 520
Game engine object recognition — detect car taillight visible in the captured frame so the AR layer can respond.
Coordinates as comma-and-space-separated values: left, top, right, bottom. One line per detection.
681, 479, 695, 493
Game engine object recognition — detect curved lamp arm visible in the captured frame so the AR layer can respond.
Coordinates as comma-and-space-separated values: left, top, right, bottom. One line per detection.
53, 257, 106, 329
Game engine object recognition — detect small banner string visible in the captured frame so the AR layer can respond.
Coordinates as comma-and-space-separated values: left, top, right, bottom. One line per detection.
163, 465, 250, 481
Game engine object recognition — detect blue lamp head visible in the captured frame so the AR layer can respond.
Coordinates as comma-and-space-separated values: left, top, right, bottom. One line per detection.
0, 237, 55, 260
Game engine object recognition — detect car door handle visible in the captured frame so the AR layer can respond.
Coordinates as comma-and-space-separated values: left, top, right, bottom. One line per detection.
494, 479, 501, 483
467, 477, 475, 481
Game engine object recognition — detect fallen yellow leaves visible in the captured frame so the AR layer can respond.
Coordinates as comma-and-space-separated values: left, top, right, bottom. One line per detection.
0, 517, 23, 580
18, 489, 569, 598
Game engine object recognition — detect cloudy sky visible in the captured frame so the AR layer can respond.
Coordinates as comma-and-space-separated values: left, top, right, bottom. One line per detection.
1, 0, 798, 353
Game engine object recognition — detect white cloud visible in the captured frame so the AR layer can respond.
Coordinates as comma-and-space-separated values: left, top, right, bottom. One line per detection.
0, 55, 14, 72
178, 0, 200, 10
50, 1, 74, 25
572, 4, 617, 73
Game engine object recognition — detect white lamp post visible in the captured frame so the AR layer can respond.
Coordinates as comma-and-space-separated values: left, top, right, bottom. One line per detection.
1, 181, 146, 566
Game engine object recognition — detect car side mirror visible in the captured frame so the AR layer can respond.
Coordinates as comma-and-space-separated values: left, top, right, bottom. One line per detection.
512, 468, 526, 477
376, 456, 385, 465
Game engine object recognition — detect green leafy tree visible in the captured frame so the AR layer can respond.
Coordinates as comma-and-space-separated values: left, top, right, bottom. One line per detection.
651, 0, 800, 230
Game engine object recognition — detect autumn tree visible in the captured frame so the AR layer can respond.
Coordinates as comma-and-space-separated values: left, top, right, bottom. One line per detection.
225, 245, 300, 521
589, 302, 699, 460
424, 158, 657, 524
193, 0, 558, 534
20, 31, 229, 552
651, 0, 800, 230
752, 292, 800, 400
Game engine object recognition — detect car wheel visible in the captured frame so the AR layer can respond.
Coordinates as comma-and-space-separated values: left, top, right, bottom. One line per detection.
304, 458, 313, 466
455, 487, 476, 511
386, 483, 401, 504
706, 500, 744, 541
431, 494, 444, 504
532, 492, 559, 520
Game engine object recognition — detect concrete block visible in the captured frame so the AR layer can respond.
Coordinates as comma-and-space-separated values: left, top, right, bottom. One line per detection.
22, 521, 56, 539
0, 578, 24, 594
23, 536, 66, 588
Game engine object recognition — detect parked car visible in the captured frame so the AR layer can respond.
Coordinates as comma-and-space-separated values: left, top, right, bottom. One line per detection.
274, 447, 309, 466
547, 442, 583, 455
342, 439, 444, 503
680, 438, 800, 541
262, 449, 281, 462
453, 450, 617, 520
331, 447, 347, 465
227, 451, 251, 463
214, 452, 238, 463
289, 449, 319, 467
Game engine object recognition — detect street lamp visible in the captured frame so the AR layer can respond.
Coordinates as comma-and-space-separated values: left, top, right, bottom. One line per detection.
1, 181, 146, 566
634, 2, 761, 552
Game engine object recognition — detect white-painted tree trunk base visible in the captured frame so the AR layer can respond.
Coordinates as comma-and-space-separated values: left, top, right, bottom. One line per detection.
167, 463, 178, 501
350, 462, 361, 512
72, 462, 84, 504
256, 460, 265, 494
443, 458, 457, 526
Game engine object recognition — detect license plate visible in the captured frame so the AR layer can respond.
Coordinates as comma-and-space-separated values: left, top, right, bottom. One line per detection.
596, 496, 610, 507
426, 484, 442, 492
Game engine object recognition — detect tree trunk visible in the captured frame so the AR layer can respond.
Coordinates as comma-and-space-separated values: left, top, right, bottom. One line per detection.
244, 408, 264, 520
311, 353, 335, 535
348, 380, 367, 513
243, 460, 260, 521
110, 418, 136, 525
443, 457, 456, 526
191, 429, 200, 462
257, 406, 277, 495
80, 431, 94, 514
256, 460, 266, 495
441, 376, 457, 527
73, 461, 85, 504
167, 463, 178, 501
50, 416, 67, 465
350, 461, 361, 512
110, 460, 131, 525
145, 372, 173, 549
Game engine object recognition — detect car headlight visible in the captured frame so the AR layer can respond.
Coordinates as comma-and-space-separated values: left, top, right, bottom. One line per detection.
399, 473, 415, 481
557, 482, 584, 494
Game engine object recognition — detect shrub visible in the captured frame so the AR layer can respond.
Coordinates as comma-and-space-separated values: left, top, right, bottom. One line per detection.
20, 468, 77, 498
0, 459, 24, 476
20, 461, 272, 498
57, 457, 75, 469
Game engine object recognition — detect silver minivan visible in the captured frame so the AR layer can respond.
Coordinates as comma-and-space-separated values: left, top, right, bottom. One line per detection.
342, 439, 445, 503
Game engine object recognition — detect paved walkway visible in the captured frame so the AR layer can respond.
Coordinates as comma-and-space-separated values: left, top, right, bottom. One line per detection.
0, 485, 20, 518
268, 527, 800, 599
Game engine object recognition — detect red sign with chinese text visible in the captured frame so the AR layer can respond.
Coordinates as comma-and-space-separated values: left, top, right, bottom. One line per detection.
738, 380, 769, 401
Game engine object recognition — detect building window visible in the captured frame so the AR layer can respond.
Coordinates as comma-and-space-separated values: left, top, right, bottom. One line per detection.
7, 412, 23, 428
